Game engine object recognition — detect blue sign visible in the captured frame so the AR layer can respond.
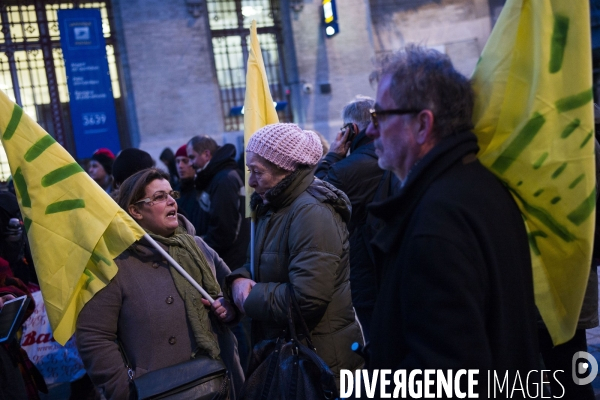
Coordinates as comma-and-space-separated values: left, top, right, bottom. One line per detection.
58, 9, 121, 159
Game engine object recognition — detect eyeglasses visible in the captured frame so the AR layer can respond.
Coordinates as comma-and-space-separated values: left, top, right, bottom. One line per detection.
369, 108, 421, 129
134, 190, 180, 206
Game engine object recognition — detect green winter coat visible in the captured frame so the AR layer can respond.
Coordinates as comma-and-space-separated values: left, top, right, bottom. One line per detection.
228, 167, 364, 379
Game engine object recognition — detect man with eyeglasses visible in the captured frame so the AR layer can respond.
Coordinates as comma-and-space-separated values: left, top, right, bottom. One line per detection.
315, 95, 397, 342
365, 45, 539, 394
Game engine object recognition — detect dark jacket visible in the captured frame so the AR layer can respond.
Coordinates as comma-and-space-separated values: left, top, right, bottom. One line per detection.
176, 178, 202, 234
76, 215, 244, 400
368, 132, 539, 394
228, 168, 364, 380
194, 144, 250, 271
315, 131, 384, 321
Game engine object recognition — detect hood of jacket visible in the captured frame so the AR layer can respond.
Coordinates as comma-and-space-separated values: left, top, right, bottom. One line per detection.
194, 144, 238, 192
251, 166, 352, 223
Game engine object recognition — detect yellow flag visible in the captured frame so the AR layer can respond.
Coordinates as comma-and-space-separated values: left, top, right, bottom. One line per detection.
471, 0, 594, 344
243, 20, 279, 216
0, 90, 145, 345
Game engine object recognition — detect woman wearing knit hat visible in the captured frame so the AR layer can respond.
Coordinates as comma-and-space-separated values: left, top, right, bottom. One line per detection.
87, 148, 115, 193
227, 123, 364, 388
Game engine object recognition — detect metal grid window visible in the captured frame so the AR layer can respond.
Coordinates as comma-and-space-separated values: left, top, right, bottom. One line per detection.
207, 0, 292, 132
0, 0, 125, 182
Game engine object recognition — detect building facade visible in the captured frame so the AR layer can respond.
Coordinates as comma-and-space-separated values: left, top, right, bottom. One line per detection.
4, 0, 593, 175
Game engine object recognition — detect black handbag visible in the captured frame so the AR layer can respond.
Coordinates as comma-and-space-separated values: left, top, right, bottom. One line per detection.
240, 286, 338, 400
118, 341, 230, 400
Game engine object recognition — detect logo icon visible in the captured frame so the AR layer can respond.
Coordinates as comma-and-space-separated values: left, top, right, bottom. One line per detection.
572, 351, 598, 385
73, 27, 90, 41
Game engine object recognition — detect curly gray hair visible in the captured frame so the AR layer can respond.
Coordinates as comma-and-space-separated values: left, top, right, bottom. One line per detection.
370, 45, 474, 139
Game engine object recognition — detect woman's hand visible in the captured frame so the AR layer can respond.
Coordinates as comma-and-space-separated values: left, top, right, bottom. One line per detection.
231, 278, 256, 313
202, 297, 236, 323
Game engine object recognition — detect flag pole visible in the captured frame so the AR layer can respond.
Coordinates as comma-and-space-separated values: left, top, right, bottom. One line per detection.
244, 20, 279, 281
144, 233, 215, 304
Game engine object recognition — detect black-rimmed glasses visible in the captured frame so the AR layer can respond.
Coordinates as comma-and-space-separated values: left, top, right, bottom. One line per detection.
134, 190, 180, 206
369, 108, 421, 129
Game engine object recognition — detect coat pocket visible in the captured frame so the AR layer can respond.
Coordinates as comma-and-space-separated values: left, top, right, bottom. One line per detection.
312, 320, 365, 377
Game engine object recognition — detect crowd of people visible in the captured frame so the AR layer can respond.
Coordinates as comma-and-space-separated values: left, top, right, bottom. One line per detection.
1, 45, 599, 399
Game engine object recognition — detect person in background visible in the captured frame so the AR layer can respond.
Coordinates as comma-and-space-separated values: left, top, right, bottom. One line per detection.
0, 291, 30, 400
174, 144, 202, 234
0, 244, 46, 399
76, 168, 244, 400
186, 136, 249, 273
187, 137, 252, 373
0, 191, 36, 287
87, 148, 114, 193
314, 95, 383, 341
159, 147, 180, 190
228, 123, 364, 388
111, 148, 155, 191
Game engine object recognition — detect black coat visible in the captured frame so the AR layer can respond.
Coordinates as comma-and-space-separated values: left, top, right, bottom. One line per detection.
315, 131, 384, 313
175, 178, 202, 234
194, 144, 250, 271
368, 132, 539, 394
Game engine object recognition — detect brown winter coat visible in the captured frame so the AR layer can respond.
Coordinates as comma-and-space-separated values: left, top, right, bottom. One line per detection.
228, 168, 364, 380
76, 215, 244, 400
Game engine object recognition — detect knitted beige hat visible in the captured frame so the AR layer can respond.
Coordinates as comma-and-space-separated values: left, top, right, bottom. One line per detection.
246, 123, 323, 171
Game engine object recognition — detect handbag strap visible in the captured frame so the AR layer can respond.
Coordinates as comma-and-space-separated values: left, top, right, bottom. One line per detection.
286, 285, 316, 350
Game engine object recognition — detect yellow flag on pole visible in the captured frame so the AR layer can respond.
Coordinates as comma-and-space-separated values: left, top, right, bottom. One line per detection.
471, 0, 594, 344
243, 20, 279, 217
0, 89, 146, 345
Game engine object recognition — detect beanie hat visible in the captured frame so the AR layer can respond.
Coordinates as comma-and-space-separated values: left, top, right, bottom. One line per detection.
175, 144, 188, 158
91, 148, 115, 175
246, 123, 322, 171
112, 148, 155, 186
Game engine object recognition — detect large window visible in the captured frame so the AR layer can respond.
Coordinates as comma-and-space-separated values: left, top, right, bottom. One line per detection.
0, 0, 125, 181
207, 0, 292, 131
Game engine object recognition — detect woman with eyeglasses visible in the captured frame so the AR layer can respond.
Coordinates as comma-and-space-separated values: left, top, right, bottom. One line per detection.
75, 168, 244, 400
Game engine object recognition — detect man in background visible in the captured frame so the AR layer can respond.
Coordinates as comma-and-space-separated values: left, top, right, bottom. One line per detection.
173, 144, 202, 234
187, 136, 249, 274
315, 95, 384, 341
